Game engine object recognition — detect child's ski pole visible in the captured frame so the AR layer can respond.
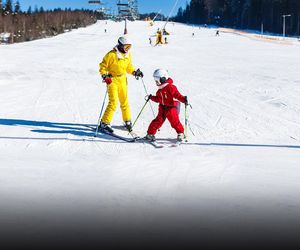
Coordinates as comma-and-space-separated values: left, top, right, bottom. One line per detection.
140, 78, 156, 118
184, 103, 188, 139
132, 98, 150, 130
95, 88, 108, 137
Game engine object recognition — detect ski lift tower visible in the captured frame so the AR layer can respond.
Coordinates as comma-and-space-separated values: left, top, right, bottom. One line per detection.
88, 0, 111, 19
131, 0, 139, 20
117, 0, 139, 21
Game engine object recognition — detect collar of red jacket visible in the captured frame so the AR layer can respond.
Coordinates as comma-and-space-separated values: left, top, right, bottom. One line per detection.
166, 78, 173, 84
158, 77, 173, 89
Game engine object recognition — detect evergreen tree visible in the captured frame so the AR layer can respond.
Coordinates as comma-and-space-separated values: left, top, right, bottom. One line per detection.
176, 7, 183, 22
27, 6, 32, 15
14, 0, 21, 13
174, 0, 300, 36
4, 0, 13, 14
34, 5, 38, 13
0, 0, 3, 15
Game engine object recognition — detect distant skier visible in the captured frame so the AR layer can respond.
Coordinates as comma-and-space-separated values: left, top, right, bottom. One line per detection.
98, 35, 144, 133
155, 30, 164, 45
144, 69, 188, 142
149, 37, 152, 45
162, 28, 169, 35
216, 30, 220, 36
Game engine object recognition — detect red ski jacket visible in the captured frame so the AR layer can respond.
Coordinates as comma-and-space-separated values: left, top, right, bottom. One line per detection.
150, 78, 186, 107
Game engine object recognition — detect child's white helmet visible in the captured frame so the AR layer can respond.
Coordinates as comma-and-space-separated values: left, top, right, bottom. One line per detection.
153, 69, 169, 84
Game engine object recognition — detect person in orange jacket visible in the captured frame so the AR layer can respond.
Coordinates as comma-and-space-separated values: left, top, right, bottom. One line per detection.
145, 69, 188, 142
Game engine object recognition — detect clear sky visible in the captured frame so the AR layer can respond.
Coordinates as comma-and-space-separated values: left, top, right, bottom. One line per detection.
15, 0, 188, 16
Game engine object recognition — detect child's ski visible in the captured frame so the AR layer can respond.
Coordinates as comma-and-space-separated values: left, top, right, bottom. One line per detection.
137, 138, 164, 148
169, 141, 182, 147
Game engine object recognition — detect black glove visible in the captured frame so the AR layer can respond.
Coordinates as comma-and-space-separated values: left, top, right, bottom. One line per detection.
147, 94, 152, 101
133, 68, 144, 79
184, 96, 188, 105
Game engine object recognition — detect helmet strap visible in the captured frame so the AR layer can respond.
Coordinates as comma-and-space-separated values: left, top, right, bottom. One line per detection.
117, 44, 126, 53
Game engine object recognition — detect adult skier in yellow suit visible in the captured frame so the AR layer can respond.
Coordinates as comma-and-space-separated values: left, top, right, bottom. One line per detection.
98, 35, 144, 133
155, 30, 164, 45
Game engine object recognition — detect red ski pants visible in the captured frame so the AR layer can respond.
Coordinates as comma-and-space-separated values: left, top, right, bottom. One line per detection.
147, 105, 184, 135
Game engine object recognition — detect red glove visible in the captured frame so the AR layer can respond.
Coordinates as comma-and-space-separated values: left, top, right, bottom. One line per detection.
102, 74, 112, 84
105, 77, 112, 84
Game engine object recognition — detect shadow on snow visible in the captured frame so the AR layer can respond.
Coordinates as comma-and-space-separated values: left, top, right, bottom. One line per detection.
0, 118, 126, 143
0, 118, 300, 149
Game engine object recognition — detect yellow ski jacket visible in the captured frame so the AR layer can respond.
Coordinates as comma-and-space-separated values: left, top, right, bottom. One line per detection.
99, 47, 135, 77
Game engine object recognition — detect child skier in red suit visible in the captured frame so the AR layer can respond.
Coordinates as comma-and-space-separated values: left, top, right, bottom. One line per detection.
145, 69, 188, 142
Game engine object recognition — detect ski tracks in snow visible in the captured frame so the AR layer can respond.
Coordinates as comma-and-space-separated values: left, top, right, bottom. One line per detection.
191, 83, 300, 143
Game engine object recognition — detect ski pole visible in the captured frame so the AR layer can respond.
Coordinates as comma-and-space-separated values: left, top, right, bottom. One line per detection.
95, 88, 108, 137
131, 98, 150, 130
184, 103, 188, 139
140, 78, 156, 118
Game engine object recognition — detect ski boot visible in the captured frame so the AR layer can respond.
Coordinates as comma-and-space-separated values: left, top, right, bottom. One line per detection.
144, 134, 156, 142
124, 120, 133, 132
98, 122, 114, 133
177, 133, 184, 142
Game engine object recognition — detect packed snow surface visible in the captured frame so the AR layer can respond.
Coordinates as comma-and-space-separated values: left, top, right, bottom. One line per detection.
1, 21, 300, 240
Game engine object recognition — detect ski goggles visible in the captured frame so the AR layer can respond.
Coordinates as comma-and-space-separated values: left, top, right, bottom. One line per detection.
122, 44, 132, 51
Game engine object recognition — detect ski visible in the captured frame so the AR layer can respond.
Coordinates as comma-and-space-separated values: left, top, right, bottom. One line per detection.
136, 138, 164, 148
171, 138, 189, 147
128, 130, 140, 139
85, 125, 138, 142
169, 141, 182, 147
118, 124, 141, 140
96, 129, 137, 143
84, 124, 181, 148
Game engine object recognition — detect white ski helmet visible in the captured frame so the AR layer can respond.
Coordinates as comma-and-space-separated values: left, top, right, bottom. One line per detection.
118, 35, 132, 45
153, 69, 169, 84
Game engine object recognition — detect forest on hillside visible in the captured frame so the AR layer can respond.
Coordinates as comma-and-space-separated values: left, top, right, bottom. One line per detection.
0, 0, 101, 43
174, 0, 300, 36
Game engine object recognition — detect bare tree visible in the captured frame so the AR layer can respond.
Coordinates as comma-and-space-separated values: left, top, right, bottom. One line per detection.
1, 7, 97, 43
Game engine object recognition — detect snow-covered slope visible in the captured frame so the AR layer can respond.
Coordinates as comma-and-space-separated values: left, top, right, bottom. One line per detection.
1, 21, 300, 248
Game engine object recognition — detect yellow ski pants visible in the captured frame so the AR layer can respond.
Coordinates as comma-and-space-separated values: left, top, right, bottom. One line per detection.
101, 75, 131, 124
